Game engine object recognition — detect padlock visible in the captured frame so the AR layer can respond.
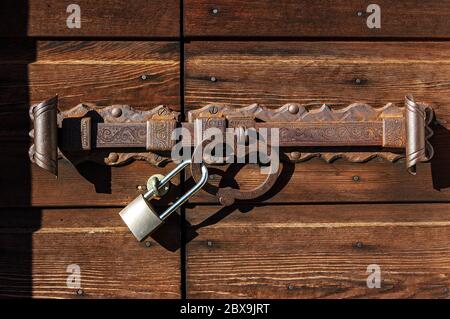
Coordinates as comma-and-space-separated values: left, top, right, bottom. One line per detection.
119, 160, 208, 241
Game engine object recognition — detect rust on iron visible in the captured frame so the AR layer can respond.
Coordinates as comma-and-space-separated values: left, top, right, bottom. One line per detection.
96, 123, 147, 148
189, 138, 282, 206
146, 120, 177, 151
29, 95, 434, 181
29, 96, 59, 176
405, 95, 434, 174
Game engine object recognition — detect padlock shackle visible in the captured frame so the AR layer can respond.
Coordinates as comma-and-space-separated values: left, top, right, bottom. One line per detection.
142, 159, 209, 221
159, 161, 208, 221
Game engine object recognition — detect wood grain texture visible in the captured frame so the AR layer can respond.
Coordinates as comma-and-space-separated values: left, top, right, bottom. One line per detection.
0, 208, 181, 298
0, 40, 180, 109
186, 204, 450, 298
0, 0, 179, 37
1, 40, 179, 135
185, 41, 450, 126
0, 140, 180, 207
186, 158, 450, 204
185, 0, 450, 37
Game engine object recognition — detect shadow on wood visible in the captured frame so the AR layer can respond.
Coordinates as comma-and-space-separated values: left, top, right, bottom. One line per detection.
145, 160, 295, 250
151, 213, 198, 252
431, 122, 450, 191
183, 160, 295, 241
0, 209, 41, 298
148, 182, 199, 252
74, 162, 112, 194
0, 0, 37, 298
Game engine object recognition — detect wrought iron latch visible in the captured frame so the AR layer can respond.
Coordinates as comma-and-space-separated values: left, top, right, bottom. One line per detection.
29, 94, 434, 177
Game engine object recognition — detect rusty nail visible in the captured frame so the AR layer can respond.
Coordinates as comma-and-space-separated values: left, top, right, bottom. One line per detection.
158, 107, 169, 116
145, 241, 152, 248
210, 76, 217, 82
209, 106, 218, 114
219, 196, 234, 206
290, 151, 301, 160
212, 8, 219, 15
207, 240, 213, 247
137, 185, 146, 192
111, 107, 122, 118
287, 284, 294, 290
288, 104, 299, 114
108, 152, 119, 163
76, 289, 84, 296
352, 175, 360, 182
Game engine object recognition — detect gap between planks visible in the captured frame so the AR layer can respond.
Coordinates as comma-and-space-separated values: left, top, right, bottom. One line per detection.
2, 222, 450, 234
30, 60, 179, 65
1, 60, 179, 65
188, 57, 450, 65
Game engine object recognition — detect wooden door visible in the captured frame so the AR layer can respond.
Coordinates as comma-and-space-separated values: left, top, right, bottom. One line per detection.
1, 1, 449, 299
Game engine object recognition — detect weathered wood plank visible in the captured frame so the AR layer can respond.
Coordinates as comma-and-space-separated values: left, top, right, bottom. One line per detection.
185, 42, 450, 126
186, 159, 450, 204
186, 204, 450, 298
1, 40, 179, 135
0, 40, 180, 109
185, 0, 450, 37
4, 142, 449, 206
0, 0, 179, 37
0, 208, 181, 298
0, 140, 180, 207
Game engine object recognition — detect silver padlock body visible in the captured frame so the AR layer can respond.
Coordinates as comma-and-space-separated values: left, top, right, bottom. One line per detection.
119, 195, 163, 241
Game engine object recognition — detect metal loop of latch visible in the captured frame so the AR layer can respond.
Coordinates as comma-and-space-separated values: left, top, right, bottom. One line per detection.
119, 159, 208, 241
190, 137, 282, 206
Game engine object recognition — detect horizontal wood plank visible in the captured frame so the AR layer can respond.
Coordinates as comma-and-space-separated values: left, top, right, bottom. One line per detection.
0, 41, 180, 108
186, 204, 450, 298
186, 156, 450, 204
0, 140, 181, 207
1, 40, 179, 134
185, 0, 450, 37
0, 208, 181, 298
0, 0, 179, 37
185, 42, 450, 125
